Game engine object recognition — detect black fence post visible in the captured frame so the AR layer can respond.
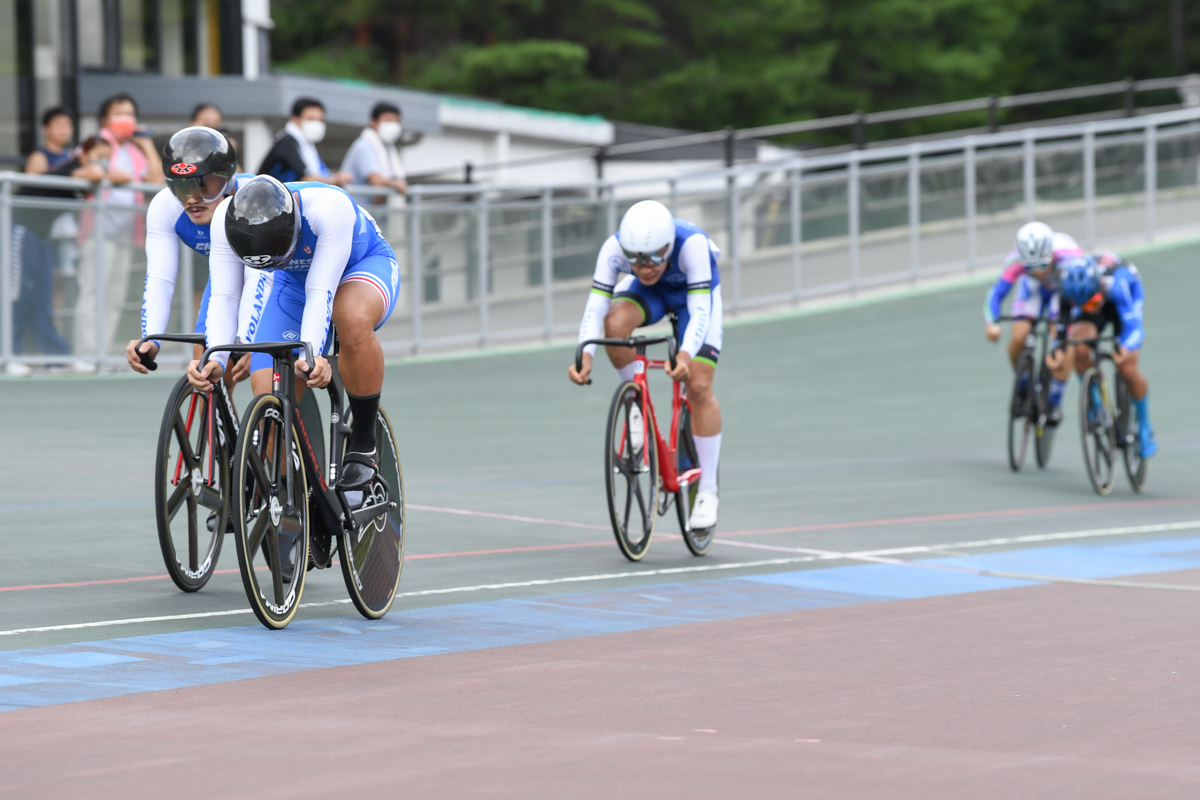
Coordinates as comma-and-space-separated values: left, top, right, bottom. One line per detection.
594, 146, 607, 181
464, 161, 473, 184
987, 94, 999, 133
854, 110, 866, 149
1124, 77, 1137, 117
724, 125, 735, 168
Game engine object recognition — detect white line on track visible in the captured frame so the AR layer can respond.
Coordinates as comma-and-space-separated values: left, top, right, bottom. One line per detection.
4, 519, 1200, 637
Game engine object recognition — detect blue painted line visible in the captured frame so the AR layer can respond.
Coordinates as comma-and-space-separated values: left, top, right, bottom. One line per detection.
2, 534, 1200, 713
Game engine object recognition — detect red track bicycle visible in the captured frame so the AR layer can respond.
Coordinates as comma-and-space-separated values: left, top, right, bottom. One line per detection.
575, 331, 713, 561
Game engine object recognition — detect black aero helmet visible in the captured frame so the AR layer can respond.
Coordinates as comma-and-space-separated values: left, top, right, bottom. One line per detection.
224, 175, 300, 269
162, 126, 237, 204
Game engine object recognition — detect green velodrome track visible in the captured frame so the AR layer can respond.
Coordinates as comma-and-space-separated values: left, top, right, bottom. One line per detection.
2, 238, 1199, 648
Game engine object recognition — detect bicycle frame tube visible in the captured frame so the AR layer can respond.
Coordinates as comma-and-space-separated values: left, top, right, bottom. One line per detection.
637, 355, 696, 494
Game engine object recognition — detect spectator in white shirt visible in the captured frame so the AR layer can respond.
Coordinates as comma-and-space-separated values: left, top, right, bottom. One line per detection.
340, 102, 408, 194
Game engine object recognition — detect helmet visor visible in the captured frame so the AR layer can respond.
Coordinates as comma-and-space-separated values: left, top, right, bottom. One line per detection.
621, 247, 669, 266
167, 171, 233, 204
237, 211, 301, 270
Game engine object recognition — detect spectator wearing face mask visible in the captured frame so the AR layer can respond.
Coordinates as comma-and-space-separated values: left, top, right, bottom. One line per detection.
72, 93, 163, 369
340, 102, 408, 194
258, 97, 352, 187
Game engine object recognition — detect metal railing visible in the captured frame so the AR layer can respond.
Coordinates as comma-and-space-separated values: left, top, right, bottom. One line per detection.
5, 106, 1200, 371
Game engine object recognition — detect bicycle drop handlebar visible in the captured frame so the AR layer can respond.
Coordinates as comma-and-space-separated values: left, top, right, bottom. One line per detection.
200, 341, 316, 375
136, 333, 208, 372
575, 335, 677, 385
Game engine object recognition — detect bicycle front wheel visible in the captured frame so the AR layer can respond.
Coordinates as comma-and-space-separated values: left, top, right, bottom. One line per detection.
154, 375, 227, 592
675, 403, 713, 556
1079, 368, 1117, 496
231, 394, 310, 630
1116, 376, 1147, 493
339, 408, 405, 620
605, 382, 658, 561
1008, 350, 1034, 472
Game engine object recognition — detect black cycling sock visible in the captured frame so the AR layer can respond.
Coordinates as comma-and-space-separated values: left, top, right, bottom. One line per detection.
346, 392, 380, 454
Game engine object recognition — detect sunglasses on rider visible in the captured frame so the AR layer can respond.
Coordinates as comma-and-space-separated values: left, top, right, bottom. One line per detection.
622, 247, 669, 267
1081, 292, 1104, 313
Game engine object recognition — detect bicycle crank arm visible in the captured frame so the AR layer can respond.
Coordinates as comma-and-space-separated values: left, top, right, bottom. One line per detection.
347, 500, 398, 530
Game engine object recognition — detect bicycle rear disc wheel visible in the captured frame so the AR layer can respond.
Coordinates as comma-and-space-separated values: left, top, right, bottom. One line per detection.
1079, 368, 1117, 496
675, 404, 713, 556
1035, 363, 1056, 469
154, 375, 228, 592
605, 382, 658, 561
1008, 351, 1034, 472
231, 394, 310, 630
339, 408, 405, 620
1117, 377, 1147, 493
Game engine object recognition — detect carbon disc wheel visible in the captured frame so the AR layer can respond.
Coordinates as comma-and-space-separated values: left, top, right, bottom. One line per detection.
339, 408, 405, 620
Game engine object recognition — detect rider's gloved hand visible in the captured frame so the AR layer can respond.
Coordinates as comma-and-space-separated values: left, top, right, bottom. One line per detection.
126, 339, 159, 373
296, 355, 332, 388
985, 323, 1002, 342
568, 352, 592, 385
187, 359, 224, 392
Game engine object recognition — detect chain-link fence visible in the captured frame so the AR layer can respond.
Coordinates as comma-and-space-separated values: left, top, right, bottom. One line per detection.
5, 107, 1200, 371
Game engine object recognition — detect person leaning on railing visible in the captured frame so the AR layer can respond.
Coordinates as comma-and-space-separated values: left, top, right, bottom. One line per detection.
6, 137, 125, 375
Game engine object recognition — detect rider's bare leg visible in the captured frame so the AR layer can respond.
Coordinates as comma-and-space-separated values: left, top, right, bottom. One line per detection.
1007, 318, 1032, 367
603, 300, 643, 377
687, 361, 721, 437
332, 281, 387, 487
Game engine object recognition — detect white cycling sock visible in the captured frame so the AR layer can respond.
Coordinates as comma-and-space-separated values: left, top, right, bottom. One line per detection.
617, 362, 638, 382
694, 432, 721, 494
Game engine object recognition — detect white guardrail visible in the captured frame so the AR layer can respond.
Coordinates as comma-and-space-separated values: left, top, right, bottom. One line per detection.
4, 107, 1200, 371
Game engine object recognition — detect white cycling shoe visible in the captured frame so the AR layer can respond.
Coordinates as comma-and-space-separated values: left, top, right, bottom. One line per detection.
628, 404, 645, 452
690, 492, 719, 529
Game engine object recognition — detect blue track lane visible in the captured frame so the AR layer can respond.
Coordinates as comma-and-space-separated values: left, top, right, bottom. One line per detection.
3, 534, 1200, 712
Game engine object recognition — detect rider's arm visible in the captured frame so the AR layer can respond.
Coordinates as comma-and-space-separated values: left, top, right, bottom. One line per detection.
983, 258, 1022, 324
299, 188, 357, 357
236, 266, 273, 343
677, 233, 715, 358
141, 190, 184, 345
205, 198, 247, 366
1112, 269, 1145, 350
579, 235, 625, 355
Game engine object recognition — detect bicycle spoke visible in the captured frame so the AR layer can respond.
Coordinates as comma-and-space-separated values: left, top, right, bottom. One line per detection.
197, 485, 224, 512
622, 479, 634, 532
245, 508, 270, 561
165, 480, 190, 522
246, 445, 273, 492
186, 494, 199, 571
266, 525, 285, 606
632, 475, 649, 528
172, 413, 198, 471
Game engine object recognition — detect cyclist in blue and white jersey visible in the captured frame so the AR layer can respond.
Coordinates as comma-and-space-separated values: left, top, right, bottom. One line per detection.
568, 200, 724, 528
1058, 253, 1157, 457
125, 126, 268, 380
190, 175, 400, 489
983, 221, 1083, 426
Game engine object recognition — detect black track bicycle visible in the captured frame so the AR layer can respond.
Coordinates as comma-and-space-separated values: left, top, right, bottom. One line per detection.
999, 315, 1058, 471
138, 333, 323, 593
1069, 336, 1147, 495
199, 336, 406, 629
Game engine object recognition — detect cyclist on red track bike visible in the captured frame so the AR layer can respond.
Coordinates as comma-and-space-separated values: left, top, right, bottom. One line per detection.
983, 221, 1083, 426
125, 126, 266, 383
568, 200, 724, 529
189, 175, 400, 490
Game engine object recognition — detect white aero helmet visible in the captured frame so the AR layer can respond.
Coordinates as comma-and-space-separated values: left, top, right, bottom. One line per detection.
618, 200, 676, 265
1015, 221, 1055, 270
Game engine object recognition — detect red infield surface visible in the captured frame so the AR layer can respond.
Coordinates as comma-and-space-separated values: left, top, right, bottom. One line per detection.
4, 568, 1200, 799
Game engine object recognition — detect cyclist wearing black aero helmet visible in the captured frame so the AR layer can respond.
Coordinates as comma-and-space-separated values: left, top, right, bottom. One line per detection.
190, 174, 400, 490
127, 126, 268, 380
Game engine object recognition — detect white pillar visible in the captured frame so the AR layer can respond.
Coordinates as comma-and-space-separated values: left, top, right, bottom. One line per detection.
240, 117, 273, 174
